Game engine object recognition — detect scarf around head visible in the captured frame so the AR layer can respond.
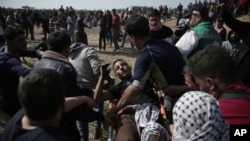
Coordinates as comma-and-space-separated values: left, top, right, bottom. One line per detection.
173, 91, 230, 141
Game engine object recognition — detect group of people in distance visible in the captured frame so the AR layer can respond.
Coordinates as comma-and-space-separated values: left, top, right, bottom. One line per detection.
1, 0, 250, 141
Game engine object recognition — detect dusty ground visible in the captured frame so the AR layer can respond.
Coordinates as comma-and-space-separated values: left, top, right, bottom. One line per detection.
1, 14, 250, 140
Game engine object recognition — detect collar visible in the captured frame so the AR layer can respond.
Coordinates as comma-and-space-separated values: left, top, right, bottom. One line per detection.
42, 50, 70, 64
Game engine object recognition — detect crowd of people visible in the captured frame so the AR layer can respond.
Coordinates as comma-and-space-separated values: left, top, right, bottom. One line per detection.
1, 0, 250, 141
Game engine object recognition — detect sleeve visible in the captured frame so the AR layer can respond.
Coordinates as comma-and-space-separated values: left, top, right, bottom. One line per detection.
20, 49, 40, 58
132, 53, 152, 90
67, 105, 104, 122
87, 47, 101, 75
175, 30, 199, 56
163, 26, 174, 38
7, 57, 30, 77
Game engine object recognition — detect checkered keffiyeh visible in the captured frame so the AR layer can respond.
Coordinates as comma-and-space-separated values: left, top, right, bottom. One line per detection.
173, 91, 230, 141
141, 121, 169, 141
135, 103, 160, 135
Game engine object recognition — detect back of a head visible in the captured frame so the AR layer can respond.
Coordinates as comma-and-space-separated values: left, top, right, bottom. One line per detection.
4, 27, 25, 41
47, 31, 71, 52
18, 69, 65, 121
188, 45, 237, 83
125, 15, 149, 39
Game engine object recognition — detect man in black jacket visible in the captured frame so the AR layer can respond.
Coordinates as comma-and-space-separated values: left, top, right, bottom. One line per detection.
0, 27, 42, 116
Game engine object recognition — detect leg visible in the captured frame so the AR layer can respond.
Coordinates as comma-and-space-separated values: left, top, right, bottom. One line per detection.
115, 114, 140, 141
76, 120, 89, 141
112, 29, 119, 51
99, 31, 102, 50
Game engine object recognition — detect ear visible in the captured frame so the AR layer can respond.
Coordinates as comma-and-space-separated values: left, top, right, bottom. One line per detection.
129, 35, 135, 43
197, 15, 202, 22
205, 77, 215, 91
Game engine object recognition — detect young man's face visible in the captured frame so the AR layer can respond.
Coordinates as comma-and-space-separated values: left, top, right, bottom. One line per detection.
8, 34, 27, 53
148, 16, 160, 27
113, 60, 132, 80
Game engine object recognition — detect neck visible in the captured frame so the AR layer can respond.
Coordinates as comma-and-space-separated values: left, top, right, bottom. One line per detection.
137, 36, 150, 50
211, 80, 229, 99
21, 111, 62, 130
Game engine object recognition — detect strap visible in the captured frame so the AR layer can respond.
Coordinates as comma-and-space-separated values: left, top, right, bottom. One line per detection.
219, 89, 250, 100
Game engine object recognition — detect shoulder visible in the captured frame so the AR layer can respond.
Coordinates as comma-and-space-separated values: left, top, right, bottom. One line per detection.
0, 52, 20, 65
35, 126, 72, 141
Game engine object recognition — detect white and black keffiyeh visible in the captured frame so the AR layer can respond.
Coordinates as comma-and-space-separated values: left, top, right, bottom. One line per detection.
141, 121, 169, 141
135, 103, 160, 135
173, 91, 230, 141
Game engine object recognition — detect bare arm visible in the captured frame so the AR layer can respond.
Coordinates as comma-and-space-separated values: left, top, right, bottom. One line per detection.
64, 96, 96, 112
107, 85, 140, 119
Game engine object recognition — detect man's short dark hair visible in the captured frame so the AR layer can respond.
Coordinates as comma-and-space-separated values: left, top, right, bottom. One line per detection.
125, 15, 149, 39
4, 27, 25, 41
147, 9, 161, 17
47, 31, 71, 52
187, 45, 238, 84
18, 69, 65, 121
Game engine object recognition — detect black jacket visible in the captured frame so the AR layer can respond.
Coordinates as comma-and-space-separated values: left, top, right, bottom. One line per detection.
0, 46, 39, 116
32, 51, 104, 141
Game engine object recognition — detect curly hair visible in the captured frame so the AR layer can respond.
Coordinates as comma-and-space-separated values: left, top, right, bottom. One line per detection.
187, 45, 238, 84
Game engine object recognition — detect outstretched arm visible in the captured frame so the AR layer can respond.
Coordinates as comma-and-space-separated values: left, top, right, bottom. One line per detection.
106, 84, 140, 119
64, 96, 96, 112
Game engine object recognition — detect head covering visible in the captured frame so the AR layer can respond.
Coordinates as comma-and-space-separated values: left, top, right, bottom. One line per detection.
173, 91, 230, 141
183, 4, 209, 18
141, 121, 169, 141
135, 103, 160, 135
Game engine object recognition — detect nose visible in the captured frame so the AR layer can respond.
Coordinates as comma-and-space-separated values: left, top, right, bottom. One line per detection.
118, 65, 125, 71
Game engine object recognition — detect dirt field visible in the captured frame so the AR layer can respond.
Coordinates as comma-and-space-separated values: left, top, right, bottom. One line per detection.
0, 14, 250, 140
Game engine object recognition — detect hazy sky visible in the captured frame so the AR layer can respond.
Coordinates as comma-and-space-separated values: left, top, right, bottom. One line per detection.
1, 0, 202, 10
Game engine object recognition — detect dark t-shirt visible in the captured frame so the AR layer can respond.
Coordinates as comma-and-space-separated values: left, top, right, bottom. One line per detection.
1, 110, 72, 141
132, 39, 185, 90
109, 78, 157, 105
150, 25, 173, 40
